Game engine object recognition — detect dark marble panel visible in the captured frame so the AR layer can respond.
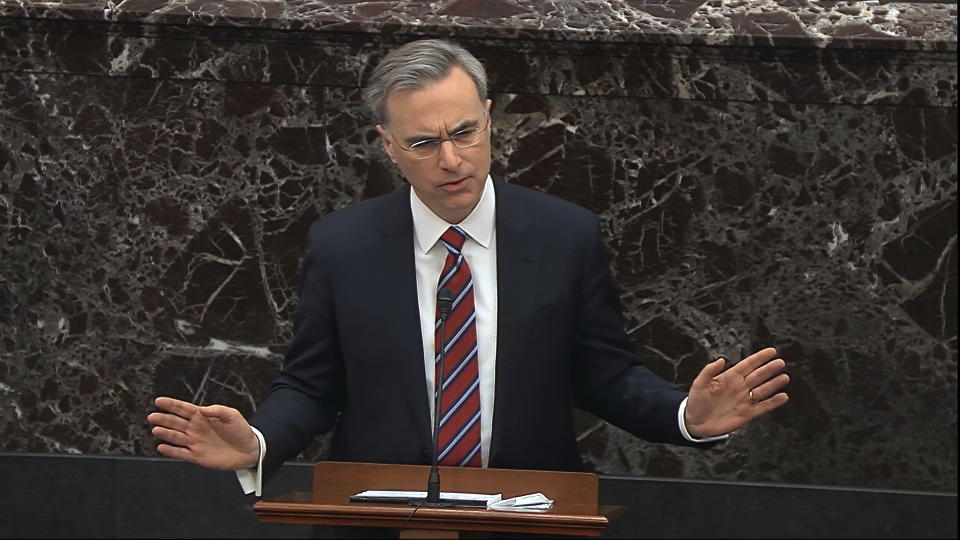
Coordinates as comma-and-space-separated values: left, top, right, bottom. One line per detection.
1, 19, 956, 107
0, 0, 956, 497
0, 73, 383, 457
747, 101, 958, 489
2, 57, 955, 492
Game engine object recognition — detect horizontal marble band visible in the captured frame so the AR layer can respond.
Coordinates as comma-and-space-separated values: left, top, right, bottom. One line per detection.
0, 0, 956, 52
0, 18, 955, 108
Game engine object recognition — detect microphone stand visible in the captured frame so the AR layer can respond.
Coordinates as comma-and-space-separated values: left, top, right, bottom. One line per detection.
421, 287, 454, 508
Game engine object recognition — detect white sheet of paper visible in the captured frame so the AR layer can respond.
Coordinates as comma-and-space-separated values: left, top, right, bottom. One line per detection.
488, 492, 554, 512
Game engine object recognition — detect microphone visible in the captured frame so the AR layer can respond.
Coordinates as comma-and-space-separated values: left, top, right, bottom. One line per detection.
438, 287, 454, 320
426, 287, 454, 505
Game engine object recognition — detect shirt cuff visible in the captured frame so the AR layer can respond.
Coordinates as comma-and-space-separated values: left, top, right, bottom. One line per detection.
678, 397, 730, 443
235, 426, 266, 497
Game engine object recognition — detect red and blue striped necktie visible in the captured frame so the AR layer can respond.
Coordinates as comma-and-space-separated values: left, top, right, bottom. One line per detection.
435, 226, 482, 467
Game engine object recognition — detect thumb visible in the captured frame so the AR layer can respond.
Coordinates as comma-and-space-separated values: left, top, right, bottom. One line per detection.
197, 404, 237, 422
692, 357, 726, 389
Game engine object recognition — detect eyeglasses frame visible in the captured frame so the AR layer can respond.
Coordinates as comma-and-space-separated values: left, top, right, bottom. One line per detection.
382, 111, 491, 161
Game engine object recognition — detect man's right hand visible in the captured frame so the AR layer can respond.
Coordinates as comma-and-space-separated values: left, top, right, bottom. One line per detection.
147, 396, 260, 471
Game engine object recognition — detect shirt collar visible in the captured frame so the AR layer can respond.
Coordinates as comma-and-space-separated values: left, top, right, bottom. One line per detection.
411, 174, 495, 254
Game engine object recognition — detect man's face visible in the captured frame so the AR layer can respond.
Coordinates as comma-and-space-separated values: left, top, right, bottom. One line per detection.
376, 66, 492, 224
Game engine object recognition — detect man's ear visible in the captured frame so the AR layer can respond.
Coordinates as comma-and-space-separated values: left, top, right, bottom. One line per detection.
375, 124, 398, 165
485, 99, 492, 112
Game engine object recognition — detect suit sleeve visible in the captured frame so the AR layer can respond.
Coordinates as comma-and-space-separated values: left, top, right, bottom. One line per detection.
249, 221, 346, 479
571, 217, 696, 446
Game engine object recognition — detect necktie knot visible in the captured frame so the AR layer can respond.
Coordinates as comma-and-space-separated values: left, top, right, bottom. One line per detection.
440, 226, 467, 254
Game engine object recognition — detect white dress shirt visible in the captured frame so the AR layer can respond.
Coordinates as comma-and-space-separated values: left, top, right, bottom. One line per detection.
411, 174, 498, 468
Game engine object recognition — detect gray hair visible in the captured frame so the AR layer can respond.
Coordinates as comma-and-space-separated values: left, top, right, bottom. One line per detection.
363, 39, 488, 125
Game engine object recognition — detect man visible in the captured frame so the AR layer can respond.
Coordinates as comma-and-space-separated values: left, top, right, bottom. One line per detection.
148, 39, 789, 498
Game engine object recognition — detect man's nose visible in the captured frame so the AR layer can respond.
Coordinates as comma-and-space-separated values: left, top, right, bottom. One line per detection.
437, 140, 462, 170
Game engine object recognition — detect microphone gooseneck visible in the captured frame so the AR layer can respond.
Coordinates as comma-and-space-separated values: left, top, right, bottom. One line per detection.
426, 287, 454, 505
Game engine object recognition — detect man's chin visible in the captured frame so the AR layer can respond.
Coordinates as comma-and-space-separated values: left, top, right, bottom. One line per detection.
437, 193, 480, 223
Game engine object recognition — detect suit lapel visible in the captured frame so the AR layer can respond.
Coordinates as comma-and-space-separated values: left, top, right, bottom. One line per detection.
372, 186, 434, 453
490, 181, 543, 464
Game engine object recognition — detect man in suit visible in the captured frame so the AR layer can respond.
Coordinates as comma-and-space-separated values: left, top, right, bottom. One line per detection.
148, 39, 789, 496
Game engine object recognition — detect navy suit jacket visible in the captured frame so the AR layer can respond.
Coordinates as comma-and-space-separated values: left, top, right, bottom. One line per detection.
250, 179, 692, 480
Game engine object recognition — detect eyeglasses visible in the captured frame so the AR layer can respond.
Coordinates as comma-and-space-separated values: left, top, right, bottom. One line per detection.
384, 113, 490, 160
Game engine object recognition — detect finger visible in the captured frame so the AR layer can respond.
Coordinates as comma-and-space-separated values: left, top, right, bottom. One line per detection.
744, 358, 786, 389
730, 347, 778, 377
692, 357, 726, 389
146, 412, 191, 432
151, 425, 193, 447
750, 373, 790, 401
156, 443, 197, 464
747, 391, 789, 418
154, 396, 200, 419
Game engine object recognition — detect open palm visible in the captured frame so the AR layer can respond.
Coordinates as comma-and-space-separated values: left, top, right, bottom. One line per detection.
683, 347, 790, 438
147, 397, 260, 471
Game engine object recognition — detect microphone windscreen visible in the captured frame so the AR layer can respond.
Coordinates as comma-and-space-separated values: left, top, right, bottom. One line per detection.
438, 287, 454, 317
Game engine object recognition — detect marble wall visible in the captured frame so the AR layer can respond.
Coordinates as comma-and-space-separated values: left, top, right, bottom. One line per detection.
1, 1, 956, 492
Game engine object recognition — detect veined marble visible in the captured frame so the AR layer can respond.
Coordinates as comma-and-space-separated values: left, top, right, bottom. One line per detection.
0, 1, 956, 492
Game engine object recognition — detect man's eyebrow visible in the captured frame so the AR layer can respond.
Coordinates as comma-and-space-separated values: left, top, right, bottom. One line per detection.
448, 118, 480, 133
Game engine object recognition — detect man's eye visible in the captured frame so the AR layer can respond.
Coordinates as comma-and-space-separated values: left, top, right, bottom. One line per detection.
452, 129, 478, 141
409, 139, 440, 150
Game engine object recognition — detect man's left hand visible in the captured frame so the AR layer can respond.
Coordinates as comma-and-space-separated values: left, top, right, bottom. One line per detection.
684, 347, 790, 439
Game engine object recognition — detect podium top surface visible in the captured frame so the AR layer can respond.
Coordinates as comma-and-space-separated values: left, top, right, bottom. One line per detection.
254, 461, 620, 537
256, 491, 621, 537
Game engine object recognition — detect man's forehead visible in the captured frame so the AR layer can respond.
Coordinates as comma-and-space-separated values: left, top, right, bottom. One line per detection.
382, 67, 484, 130
387, 109, 485, 136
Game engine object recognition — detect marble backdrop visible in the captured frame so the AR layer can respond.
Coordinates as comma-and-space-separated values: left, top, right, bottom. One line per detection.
0, 1, 956, 492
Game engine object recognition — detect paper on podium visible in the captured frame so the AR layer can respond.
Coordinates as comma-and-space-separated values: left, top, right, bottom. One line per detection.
350, 490, 501, 508
487, 492, 555, 512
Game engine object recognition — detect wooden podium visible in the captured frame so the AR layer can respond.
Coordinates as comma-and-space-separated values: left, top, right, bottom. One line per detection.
253, 461, 622, 538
